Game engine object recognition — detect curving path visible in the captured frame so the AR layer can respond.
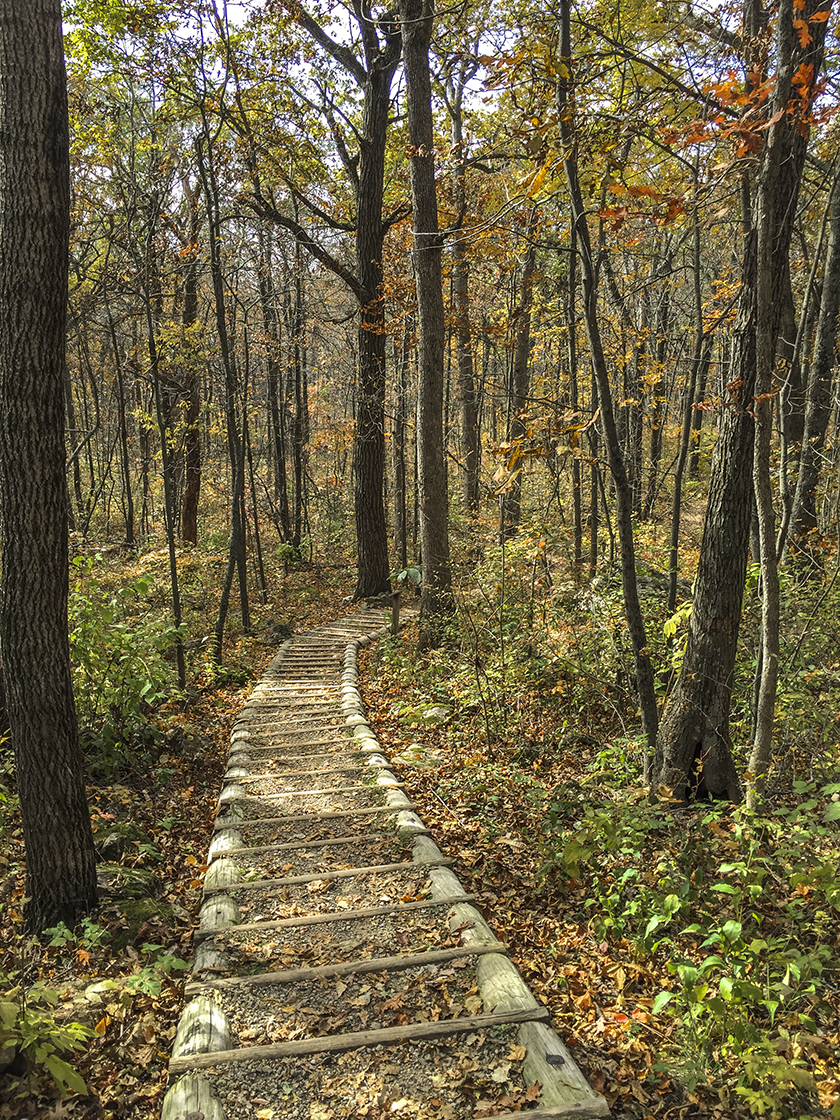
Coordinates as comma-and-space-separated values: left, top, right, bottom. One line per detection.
162, 606, 609, 1120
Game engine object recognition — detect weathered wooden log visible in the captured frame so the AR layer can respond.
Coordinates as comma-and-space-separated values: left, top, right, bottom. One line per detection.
203, 856, 453, 896
171, 997, 231, 1059
160, 1073, 225, 1120
169, 1006, 550, 1072
186, 942, 507, 994
193, 893, 476, 942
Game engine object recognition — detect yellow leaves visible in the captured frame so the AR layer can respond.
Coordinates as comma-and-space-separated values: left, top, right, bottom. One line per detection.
526, 162, 550, 198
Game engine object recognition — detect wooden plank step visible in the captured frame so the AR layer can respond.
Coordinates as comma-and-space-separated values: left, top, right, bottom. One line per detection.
214, 805, 416, 829
193, 893, 474, 941
220, 831, 422, 857
224, 783, 402, 801
204, 856, 453, 895
225, 765, 374, 780
245, 718, 345, 731
240, 744, 353, 757
186, 942, 507, 994
169, 1006, 550, 1072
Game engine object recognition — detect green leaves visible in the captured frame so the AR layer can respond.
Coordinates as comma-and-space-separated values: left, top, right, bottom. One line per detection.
68, 555, 182, 774
0, 972, 93, 1098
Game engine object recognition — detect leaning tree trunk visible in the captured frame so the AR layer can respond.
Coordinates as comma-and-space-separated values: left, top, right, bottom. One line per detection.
566, 230, 583, 567
0, 0, 98, 932
655, 0, 828, 802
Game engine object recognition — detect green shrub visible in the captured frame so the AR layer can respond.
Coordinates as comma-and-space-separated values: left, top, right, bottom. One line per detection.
69, 556, 183, 773
0, 971, 92, 1097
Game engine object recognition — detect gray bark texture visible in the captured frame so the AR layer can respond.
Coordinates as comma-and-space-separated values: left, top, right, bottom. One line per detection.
0, 0, 98, 931
447, 72, 480, 515
352, 12, 401, 598
654, 0, 829, 801
400, 0, 453, 645
786, 162, 840, 564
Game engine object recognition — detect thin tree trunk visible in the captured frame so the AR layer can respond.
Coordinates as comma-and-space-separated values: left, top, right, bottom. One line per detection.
394, 319, 410, 569
557, 2, 658, 761
566, 232, 583, 567
180, 175, 202, 546
500, 239, 536, 540
447, 65, 480, 515
197, 129, 250, 660
784, 160, 840, 566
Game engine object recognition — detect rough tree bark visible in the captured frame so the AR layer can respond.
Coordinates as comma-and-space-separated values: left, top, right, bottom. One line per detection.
655, 0, 829, 801
0, 0, 99, 931
400, 0, 453, 646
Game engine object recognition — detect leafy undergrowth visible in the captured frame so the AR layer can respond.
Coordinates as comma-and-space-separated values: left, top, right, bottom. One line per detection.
360, 613, 840, 1120
0, 540, 357, 1120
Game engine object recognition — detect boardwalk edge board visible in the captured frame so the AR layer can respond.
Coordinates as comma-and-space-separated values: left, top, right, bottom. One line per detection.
162, 608, 608, 1120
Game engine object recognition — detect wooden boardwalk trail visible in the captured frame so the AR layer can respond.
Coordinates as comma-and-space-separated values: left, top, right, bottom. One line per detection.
162, 607, 609, 1120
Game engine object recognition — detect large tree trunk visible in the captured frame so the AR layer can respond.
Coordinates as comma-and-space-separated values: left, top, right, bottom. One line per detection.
400, 0, 453, 646
352, 41, 395, 599
655, 0, 829, 801
0, 0, 98, 932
